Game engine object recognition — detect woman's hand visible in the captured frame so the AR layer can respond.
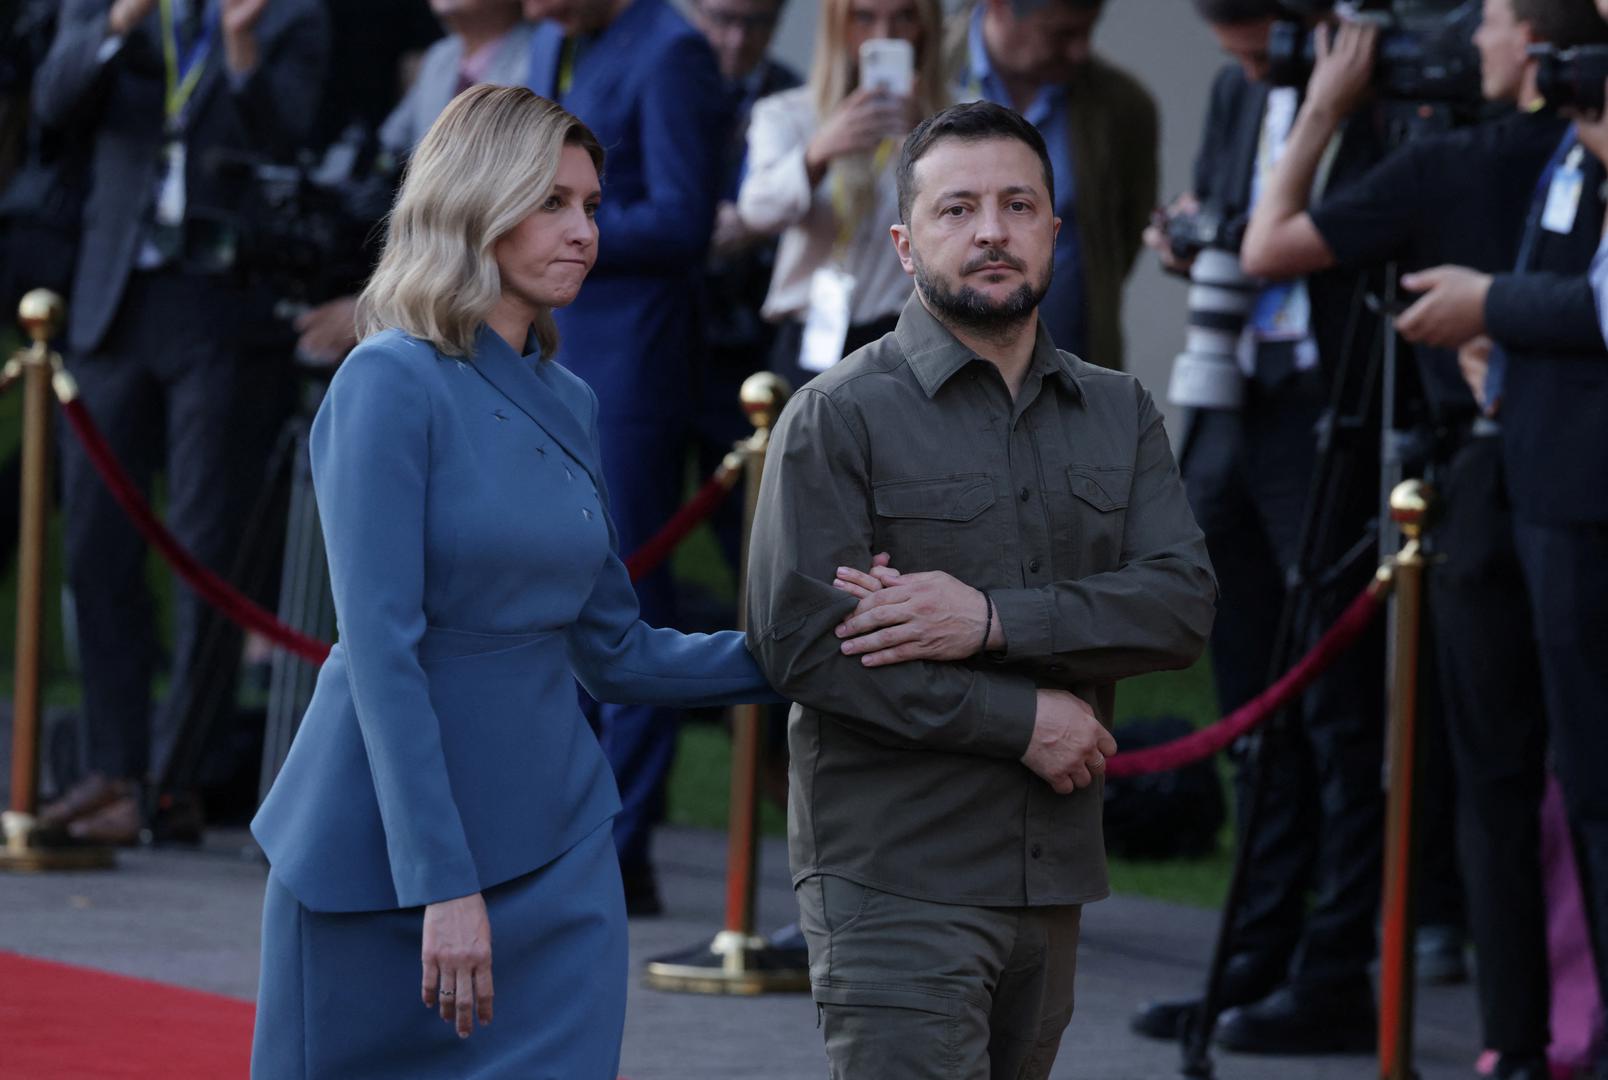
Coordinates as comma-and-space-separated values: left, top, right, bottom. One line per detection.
421, 892, 494, 1038
804, 89, 909, 185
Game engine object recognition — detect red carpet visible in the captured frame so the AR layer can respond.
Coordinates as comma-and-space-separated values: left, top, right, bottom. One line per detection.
0, 951, 254, 1078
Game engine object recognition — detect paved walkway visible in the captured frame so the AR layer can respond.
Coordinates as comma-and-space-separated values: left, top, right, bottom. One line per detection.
0, 824, 1481, 1079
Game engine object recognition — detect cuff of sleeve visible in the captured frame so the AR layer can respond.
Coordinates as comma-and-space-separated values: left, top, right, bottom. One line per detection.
982, 672, 1038, 760
1484, 274, 1521, 345
990, 587, 1053, 660
392, 853, 483, 910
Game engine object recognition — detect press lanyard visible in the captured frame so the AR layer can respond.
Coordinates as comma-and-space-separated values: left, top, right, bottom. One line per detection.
828, 138, 895, 252
557, 38, 577, 97
160, 0, 217, 133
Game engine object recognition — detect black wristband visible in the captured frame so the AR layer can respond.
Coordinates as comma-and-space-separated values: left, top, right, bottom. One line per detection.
978, 590, 993, 656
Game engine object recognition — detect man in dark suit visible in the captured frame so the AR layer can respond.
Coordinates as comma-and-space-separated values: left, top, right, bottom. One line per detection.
1128, 0, 1393, 1051
523, 0, 731, 913
1392, 76, 1608, 1079
31, 0, 328, 844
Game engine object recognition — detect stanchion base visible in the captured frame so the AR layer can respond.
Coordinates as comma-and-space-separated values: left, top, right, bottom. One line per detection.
644, 930, 810, 995
0, 811, 117, 872
0, 845, 117, 872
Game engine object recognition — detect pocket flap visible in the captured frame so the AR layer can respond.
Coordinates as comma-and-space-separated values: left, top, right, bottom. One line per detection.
812, 981, 963, 1016
873, 474, 996, 522
1067, 465, 1132, 512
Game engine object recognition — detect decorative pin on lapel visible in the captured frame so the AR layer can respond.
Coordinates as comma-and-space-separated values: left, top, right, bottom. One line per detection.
493, 409, 510, 421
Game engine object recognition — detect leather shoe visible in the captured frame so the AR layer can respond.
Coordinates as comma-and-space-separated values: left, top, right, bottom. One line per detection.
1488, 1053, 1550, 1080
1215, 981, 1376, 1054
1130, 953, 1284, 1040
35, 773, 136, 835
65, 794, 144, 847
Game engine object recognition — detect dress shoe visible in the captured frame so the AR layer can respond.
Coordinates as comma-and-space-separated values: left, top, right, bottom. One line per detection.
1487, 1052, 1550, 1080
35, 773, 136, 835
1215, 981, 1376, 1055
149, 789, 204, 846
1130, 953, 1284, 1040
1417, 923, 1469, 985
65, 794, 144, 847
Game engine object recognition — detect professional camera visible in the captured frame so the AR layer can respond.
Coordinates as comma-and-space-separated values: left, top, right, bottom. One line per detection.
186, 126, 395, 308
1164, 205, 1248, 263
1166, 241, 1260, 412
1268, 0, 1483, 105
1534, 43, 1608, 113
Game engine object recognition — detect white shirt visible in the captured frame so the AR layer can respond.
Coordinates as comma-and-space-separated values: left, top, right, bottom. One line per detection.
737, 86, 913, 325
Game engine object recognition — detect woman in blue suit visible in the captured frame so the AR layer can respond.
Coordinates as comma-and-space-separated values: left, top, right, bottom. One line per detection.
249, 85, 777, 1078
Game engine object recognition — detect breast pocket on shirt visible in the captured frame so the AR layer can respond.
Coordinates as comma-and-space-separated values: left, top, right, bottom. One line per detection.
871, 473, 999, 575
1060, 464, 1132, 574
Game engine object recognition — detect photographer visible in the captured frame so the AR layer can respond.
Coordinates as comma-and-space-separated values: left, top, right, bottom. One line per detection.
1388, 37, 1608, 1071
1242, 2, 1608, 1074
30, 0, 329, 846
1130, 0, 1390, 1052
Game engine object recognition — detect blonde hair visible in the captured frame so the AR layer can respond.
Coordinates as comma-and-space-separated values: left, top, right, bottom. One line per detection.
808, 0, 949, 234
357, 85, 605, 359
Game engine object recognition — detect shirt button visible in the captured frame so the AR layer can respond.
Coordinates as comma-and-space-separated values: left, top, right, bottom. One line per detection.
1030, 843, 1042, 859
1028, 558, 1041, 573
1019, 487, 1030, 502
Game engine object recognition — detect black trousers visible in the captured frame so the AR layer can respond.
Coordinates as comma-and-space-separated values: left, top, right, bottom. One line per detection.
1182, 370, 1385, 990
60, 271, 289, 783
1429, 434, 1549, 1054
1514, 512, 1608, 1027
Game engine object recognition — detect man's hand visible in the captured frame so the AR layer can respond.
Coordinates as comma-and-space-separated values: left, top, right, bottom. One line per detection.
108, 0, 158, 37
1305, 19, 1377, 123
1023, 690, 1117, 795
1143, 193, 1200, 277
221, 0, 270, 75
294, 295, 360, 366
1397, 265, 1491, 349
832, 565, 1002, 666
1457, 335, 1500, 417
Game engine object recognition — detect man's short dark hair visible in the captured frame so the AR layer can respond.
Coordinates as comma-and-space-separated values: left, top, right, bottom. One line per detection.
1191, 0, 1288, 24
896, 101, 1055, 223
1513, 0, 1608, 47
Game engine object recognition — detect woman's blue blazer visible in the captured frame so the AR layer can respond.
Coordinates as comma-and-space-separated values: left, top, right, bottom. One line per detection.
251, 325, 773, 913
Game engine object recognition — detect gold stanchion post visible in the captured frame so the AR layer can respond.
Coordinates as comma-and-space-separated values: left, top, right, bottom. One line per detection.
1378, 479, 1434, 1079
1, 291, 114, 871
644, 372, 808, 994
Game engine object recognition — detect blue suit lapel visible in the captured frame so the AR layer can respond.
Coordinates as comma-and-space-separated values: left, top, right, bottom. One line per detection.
468, 327, 601, 492
526, 22, 565, 99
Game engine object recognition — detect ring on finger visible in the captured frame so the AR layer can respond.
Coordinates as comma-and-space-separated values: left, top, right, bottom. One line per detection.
1089, 752, 1105, 769
439, 989, 456, 997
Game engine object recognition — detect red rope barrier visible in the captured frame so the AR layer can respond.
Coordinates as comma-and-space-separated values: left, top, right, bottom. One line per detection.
624, 464, 740, 582
1105, 581, 1388, 779
57, 396, 333, 665
56, 381, 741, 663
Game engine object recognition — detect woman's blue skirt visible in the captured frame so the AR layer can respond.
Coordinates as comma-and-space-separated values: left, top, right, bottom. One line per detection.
251, 818, 626, 1079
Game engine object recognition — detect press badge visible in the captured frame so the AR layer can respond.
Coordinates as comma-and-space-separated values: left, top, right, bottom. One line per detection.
155, 141, 188, 227
799, 266, 855, 373
1542, 146, 1586, 235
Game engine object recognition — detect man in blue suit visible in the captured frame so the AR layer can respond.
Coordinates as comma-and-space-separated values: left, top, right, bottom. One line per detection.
523, 0, 732, 913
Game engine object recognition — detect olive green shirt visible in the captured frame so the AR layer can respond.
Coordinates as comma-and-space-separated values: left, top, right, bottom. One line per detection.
747, 295, 1216, 907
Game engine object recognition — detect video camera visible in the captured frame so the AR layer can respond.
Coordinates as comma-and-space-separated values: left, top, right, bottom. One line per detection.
1534, 43, 1608, 113
1268, 0, 1483, 106
187, 126, 396, 311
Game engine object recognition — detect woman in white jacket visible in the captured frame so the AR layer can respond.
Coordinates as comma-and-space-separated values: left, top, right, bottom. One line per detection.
737, 0, 948, 388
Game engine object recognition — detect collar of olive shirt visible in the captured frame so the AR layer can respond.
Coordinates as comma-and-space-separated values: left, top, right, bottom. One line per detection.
892, 292, 1086, 404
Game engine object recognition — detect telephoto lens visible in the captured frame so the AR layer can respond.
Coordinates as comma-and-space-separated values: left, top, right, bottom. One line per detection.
1166, 249, 1258, 411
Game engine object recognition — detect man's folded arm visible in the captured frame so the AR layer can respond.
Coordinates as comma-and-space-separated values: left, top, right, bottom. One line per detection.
747, 387, 1038, 760
988, 385, 1217, 684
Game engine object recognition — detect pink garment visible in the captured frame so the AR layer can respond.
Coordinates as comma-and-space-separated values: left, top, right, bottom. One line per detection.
1477, 775, 1602, 1079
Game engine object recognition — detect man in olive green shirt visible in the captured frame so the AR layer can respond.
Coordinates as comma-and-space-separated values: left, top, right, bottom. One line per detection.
747, 101, 1216, 1077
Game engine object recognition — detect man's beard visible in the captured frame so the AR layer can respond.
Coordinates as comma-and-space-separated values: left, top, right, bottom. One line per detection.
913, 247, 1052, 337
